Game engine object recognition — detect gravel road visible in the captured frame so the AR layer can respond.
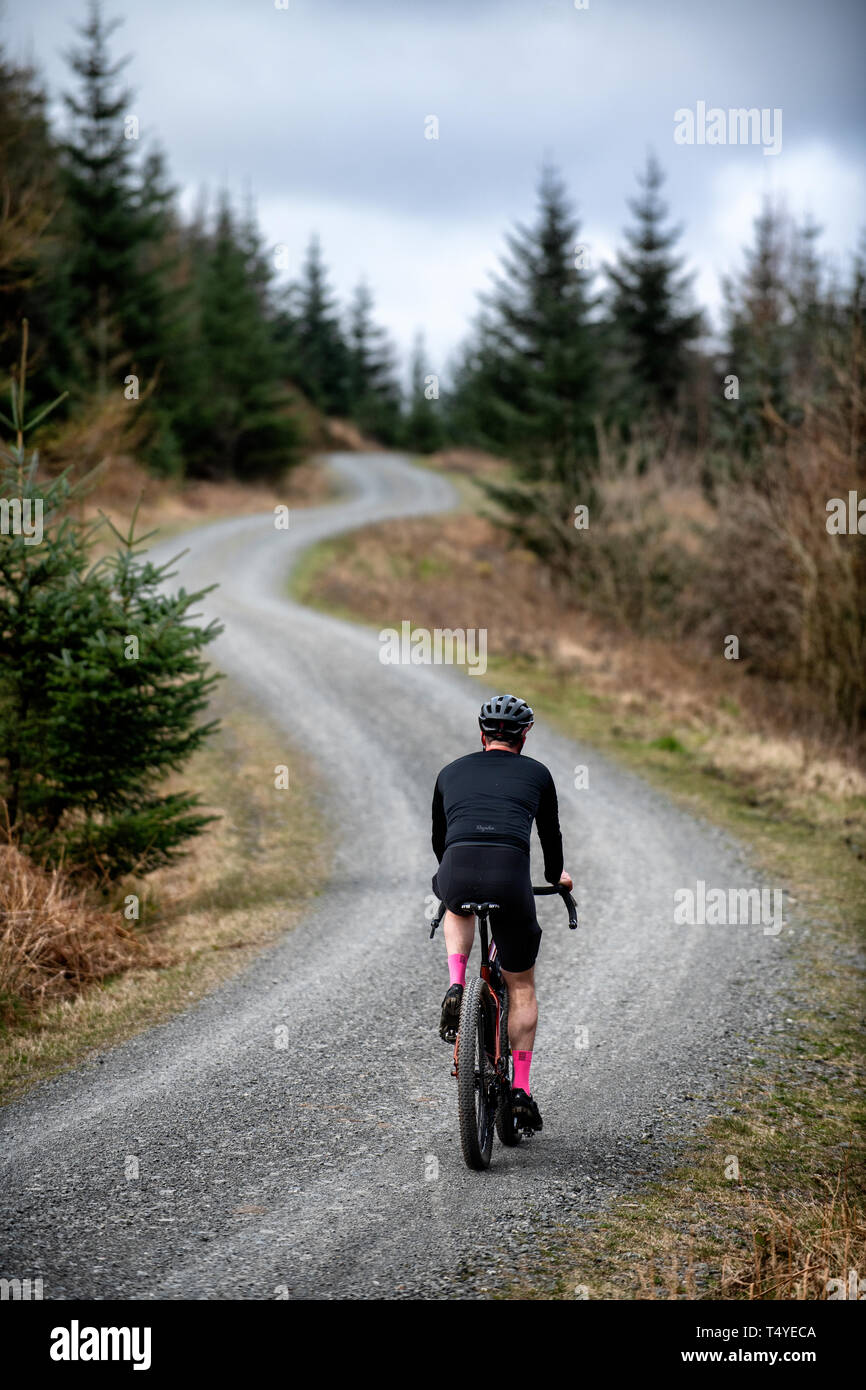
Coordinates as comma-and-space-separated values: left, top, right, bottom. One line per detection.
0, 452, 793, 1300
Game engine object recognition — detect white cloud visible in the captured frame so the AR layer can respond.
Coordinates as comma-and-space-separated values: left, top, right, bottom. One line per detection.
253, 195, 505, 379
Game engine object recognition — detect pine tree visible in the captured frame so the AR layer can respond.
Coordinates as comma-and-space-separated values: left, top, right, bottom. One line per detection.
719, 200, 794, 468
0, 329, 221, 879
290, 236, 350, 416
0, 49, 67, 402
404, 332, 443, 454
40, 530, 222, 877
127, 145, 190, 475
346, 281, 401, 442
606, 153, 702, 422
462, 166, 597, 473
452, 165, 599, 565
60, 1, 167, 396
187, 194, 299, 481
163, 198, 211, 467
0, 51, 54, 327
788, 215, 825, 399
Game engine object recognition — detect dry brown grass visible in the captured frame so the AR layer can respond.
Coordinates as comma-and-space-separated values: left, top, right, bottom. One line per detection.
425, 446, 513, 478
78, 454, 335, 552
717, 1177, 865, 1301
625, 1183, 866, 1302
615, 1172, 866, 1302
325, 416, 381, 452
0, 842, 162, 1021
33, 387, 338, 550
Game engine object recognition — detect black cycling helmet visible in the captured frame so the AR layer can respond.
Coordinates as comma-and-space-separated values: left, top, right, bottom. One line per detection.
478, 693, 534, 740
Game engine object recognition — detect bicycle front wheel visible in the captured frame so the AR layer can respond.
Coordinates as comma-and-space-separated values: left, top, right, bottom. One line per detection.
456, 976, 496, 1171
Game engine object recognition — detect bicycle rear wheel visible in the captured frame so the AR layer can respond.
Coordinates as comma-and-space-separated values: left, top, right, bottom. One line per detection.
456, 976, 496, 1170
494, 989, 522, 1147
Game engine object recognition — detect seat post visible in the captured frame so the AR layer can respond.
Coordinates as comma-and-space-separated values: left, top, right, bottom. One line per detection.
477, 910, 490, 974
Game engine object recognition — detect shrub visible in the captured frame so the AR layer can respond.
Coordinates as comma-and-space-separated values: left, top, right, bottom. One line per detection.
0, 329, 222, 880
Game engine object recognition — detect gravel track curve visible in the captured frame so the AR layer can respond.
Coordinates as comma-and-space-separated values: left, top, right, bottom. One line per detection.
0, 452, 792, 1300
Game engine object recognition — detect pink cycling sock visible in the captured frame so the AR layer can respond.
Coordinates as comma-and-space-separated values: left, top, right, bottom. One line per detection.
447, 953, 468, 988
513, 1049, 533, 1094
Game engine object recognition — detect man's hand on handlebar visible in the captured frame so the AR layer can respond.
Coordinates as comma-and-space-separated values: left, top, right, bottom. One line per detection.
559, 870, 574, 892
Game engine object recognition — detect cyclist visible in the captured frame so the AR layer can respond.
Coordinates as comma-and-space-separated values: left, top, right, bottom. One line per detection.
431, 694, 572, 1132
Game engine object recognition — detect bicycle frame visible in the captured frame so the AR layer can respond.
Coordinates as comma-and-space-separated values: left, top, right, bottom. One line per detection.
429, 882, 579, 1167
462, 904, 506, 1072
430, 883, 578, 1076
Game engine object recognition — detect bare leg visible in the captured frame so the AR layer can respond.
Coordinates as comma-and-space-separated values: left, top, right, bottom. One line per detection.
443, 910, 474, 959
438, 910, 474, 1040
501, 966, 538, 1051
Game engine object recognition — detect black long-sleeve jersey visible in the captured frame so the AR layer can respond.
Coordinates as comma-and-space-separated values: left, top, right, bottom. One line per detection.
431, 749, 564, 883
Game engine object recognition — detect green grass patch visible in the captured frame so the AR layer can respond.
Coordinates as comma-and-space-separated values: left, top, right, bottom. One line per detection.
648, 733, 688, 753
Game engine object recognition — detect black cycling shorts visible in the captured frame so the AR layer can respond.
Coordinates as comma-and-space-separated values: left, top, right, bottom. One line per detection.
432, 842, 541, 973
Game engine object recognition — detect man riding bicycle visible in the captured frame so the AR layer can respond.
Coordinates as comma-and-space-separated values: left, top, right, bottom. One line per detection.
431, 694, 573, 1133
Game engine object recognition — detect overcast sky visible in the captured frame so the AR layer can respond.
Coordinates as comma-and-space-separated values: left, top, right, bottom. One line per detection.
3, 0, 864, 376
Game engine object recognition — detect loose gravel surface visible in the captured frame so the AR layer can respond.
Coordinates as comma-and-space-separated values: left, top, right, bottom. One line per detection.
0, 453, 793, 1300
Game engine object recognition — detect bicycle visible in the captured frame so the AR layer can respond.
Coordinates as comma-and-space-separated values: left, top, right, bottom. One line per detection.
429, 884, 578, 1171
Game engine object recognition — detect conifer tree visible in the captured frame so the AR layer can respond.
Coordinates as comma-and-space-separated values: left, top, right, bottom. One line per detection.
0, 328, 221, 879
188, 194, 298, 481
0, 49, 67, 401
403, 332, 443, 454
290, 236, 350, 416
719, 200, 794, 467
606, 153, 702, 420
456, 166, 598, 478
60, 1, 167, 396
452, 165, 600, 564
346, 281, 401, 442
787, 215, 825, 398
